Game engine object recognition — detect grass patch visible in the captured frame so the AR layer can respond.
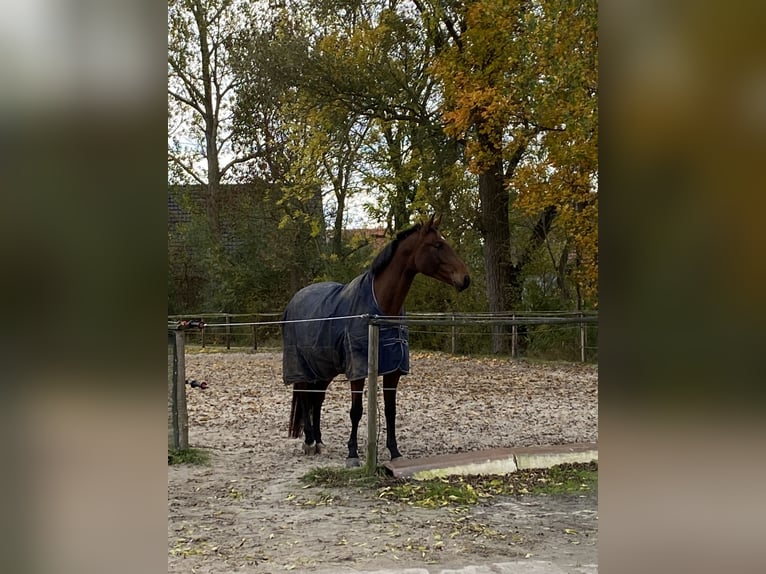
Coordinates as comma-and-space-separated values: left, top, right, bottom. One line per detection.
379, 478, 480, 508
168, 447, 210, 466
300, 466, 385, 489
384, 462, 597, 507
466, 461, 598, 497
529, 462, 599, 494
299, 462, 597, 508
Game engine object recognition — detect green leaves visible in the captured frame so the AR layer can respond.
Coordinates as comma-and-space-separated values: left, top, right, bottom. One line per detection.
170, 0, 598, 316
300, 462, 597, 510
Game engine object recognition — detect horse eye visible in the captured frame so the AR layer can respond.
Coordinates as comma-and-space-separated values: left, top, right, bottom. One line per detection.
433, 241, 443, 249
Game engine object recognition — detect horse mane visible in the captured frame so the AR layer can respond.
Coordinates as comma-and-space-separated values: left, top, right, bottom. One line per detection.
370, 224, 423, 276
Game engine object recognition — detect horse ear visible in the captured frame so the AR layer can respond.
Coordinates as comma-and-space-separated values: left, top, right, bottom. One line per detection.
433, 214, 442, 228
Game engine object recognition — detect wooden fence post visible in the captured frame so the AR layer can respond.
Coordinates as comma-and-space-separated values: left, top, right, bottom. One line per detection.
580, 312, 586, 362
168, 330, 189, 450
451, 313, 457, 354
226, 314, 231, 350
511, 315, 517, 358
365, 321, 379, 475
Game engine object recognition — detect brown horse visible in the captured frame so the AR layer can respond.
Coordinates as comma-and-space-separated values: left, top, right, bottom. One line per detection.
282, 215, 470, 466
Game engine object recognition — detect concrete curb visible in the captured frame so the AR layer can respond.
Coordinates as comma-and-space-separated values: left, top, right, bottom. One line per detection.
297, 559, 597, 574
383, 443, 598, 479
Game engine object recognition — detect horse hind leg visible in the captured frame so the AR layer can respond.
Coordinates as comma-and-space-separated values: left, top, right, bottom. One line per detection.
289, 383, 305, 439
312, 381, 330, 454
292, 382, 318, 454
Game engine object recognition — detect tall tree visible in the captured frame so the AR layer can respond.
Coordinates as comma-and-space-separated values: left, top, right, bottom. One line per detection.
429, 0, 598, 351
293, 2, 463, 233
168, 0, 258, 231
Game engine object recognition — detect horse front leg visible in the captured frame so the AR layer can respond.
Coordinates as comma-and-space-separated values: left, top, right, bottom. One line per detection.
346, 379, 364, 467
383, 372, 402, 460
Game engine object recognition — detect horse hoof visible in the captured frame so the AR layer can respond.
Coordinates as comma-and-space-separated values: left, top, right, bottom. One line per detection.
390, 455, 403, 462
346, 458, 360, 468
303, 442, 317, 455
315, 443, 323, 455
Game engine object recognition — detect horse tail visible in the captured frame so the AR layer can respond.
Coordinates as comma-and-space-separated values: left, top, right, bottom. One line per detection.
289, 386, 303, 438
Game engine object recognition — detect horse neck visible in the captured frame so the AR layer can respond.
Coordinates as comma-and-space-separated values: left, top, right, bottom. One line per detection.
372, 253, 416, 316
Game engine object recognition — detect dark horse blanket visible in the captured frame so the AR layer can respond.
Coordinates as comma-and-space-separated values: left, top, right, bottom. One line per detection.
282, 271, 409, 384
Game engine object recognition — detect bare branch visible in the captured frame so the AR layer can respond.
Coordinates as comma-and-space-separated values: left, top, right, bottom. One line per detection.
168, 153, 207, 186
208, 1, 230, 26
412, 0, 463, 49
218, 130, 235, 147
220, 153, 260, 176
168, 89, 204, 116
529, 122, 566, 132
219, 81, 237, 100
504, 139, 529, 180
168, 55, 206, 104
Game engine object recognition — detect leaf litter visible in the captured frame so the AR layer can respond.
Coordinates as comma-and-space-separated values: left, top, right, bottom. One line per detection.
168, 351, 598, 573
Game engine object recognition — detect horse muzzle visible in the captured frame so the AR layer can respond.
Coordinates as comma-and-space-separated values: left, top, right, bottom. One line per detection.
455, 274, 471, 292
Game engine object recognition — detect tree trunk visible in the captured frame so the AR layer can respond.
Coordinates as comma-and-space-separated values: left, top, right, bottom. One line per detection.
478, 157, 513, 354
332, 188, 345, 257
556, 240, 572, 307
383, 126, 411, 232
477, 134, 545, 354
192, 0, 222, 234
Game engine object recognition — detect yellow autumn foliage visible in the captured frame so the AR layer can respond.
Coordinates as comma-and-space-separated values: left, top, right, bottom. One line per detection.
434, 0, 598, 306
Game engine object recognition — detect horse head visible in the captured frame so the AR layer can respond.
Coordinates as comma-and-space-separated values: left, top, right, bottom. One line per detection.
413, 214, 471, 292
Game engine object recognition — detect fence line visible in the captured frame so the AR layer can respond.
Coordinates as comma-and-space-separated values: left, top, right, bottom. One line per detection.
169, 311, 597, 328
170, 311, 597, 363
169, 313, 597, 472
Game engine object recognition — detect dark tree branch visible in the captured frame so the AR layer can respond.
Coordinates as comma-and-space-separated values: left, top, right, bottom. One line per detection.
168, 56, 206, 106
169, 154, 207, 186
168, 89, 204, 116
516, 205, 558, 271
219, 153, 260, 176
